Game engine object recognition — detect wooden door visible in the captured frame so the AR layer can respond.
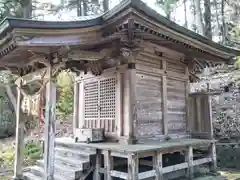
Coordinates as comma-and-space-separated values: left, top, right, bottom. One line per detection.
82, 74, 117, 135
188, 94, 213, 139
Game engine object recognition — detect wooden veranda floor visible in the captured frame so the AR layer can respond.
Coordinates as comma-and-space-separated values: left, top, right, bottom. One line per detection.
55, 137, 215, 152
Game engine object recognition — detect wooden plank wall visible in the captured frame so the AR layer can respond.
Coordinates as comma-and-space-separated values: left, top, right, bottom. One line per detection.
167, 78, 187, 134
135, 72, 163, 137
135, 42, 188, 140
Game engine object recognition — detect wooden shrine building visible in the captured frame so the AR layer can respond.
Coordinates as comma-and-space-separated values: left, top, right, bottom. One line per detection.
0, 0, 240, 179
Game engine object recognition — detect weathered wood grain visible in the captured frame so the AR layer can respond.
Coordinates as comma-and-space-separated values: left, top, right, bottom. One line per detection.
167, 78, 187, 134
135, 72, 163, 138
14, 79, 24, 179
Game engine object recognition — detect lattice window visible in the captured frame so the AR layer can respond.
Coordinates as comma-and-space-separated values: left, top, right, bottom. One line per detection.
84, 81, 99, 119
83, 76, 116, 132
100, 77, 116, 119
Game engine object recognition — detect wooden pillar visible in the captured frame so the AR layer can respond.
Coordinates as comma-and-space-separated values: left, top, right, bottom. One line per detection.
73, 80, 79, 135
94, 149, 102, 180
13, 79, 24, 180
44, 65, 56, 180
196, 96, 202, 132
209, 143, 217, 172
78, 80, 85, 129
162, 60, 168, 135
121, 48, 138, 144
116, 72, 124, 137
185, 65, 190, 134
127, 66, 136, 143
153, 151, 163, 180
207, 95, 214, 139
186, 146, 194, 179
104, 150, 113, 180
128, 153, 139, 180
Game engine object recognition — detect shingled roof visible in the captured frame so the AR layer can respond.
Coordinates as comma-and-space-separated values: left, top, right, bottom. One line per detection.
0, 0, 239, 56
0, 0, 239, 75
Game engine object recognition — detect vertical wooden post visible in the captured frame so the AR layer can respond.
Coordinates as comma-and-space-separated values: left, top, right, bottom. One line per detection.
185, 65, 190, 133
73, 80, 79, 135
78, 81, 85, 128
196, 96, 202, 132
121, 48, 137, 144
162, 60, 168, 135
104, 150, 113, 180
13, 79, 24, 180
153, 151, 163, 180
128, 153, 139, 180
186, 146, 194, 179
94, 149, 102, 180
207, 95, 214, 139
44, 65, 56, 180
116, 72, 124, 137
209, 143, 217, 172
127, 67, 136, 143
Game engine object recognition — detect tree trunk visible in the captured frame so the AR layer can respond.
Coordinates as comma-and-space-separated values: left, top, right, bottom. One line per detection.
5, 85, 17, 113
5, 85, 31, 133
221, 0, 226, 44
103, 0, 109, 12
213, 0, 221, 37
194, 0, 204, 35
191, 0, 197, 32
83, 0, 88, 16
23, 0, 32, 18
184, 0, 188, 28
203, 0, 212, 39
77, 0, 82, 16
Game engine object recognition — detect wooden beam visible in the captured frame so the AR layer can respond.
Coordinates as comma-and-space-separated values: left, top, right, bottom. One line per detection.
13, 79, 24, 180
207, 95, 214, 139
186, 146, 194, 179
153, 151, 163, 180
73, 80, 79, 135
163, 162, 188, 174
43, 66, 56, 180
128, 153, 139, 180
121, 48, 138, 144
116, 72, 124, 137
104, 150, 113, 180
150, 40, 227, 62
15, 62, 65, 86
196, 97, 202, 132
94, 149, 102, 180
193, 158, 212, 166
67, 48, 116, 61
185, 65, 190, 134
162, 60, 168, 135
127, 68, 136, 144
110, 170, 128, 179
209, 143, 217, 173
138, 170, 155, 179
78, 81, 85, 129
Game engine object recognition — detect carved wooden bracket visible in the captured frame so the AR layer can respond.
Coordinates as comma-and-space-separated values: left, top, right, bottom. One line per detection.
87, 60, 104, 76
120, 47, 142, 63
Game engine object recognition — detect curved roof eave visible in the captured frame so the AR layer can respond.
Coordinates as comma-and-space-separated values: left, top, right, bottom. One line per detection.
0, 0, 239, 58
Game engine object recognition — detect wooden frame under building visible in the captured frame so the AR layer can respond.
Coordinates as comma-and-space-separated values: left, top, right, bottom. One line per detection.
0, 0, 239, 179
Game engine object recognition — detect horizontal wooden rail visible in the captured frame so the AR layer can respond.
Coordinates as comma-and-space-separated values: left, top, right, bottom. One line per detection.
99, 157, 212, 179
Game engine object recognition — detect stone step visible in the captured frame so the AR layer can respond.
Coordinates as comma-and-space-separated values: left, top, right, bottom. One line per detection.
37, 159, 84, 179
55, 138, 96, 153
28, 165, 72, 180
55, 146, 94, 160
55, 155, 90, 170
23, 172, 42, 180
